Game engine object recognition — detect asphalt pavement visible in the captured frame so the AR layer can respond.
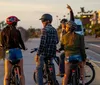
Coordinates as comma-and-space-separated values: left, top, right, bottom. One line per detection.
0, 37, 100, 85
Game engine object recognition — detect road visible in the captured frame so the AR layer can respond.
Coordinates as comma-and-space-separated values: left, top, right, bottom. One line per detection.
0, 36, 100, 85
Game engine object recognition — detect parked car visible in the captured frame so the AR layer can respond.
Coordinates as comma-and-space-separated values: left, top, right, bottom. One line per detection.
74, 19, 84, 35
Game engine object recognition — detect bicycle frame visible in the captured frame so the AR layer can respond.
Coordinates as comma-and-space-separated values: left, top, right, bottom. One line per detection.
8, 60, 21, 85
68, 60, 80, 85
44, 57, 56, 85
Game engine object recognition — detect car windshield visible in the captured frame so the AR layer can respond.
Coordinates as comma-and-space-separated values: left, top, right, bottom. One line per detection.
75, 25, 82, 31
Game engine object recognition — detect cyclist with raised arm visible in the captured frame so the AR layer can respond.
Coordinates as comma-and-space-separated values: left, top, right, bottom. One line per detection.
35, 14, 59, 85
57, 4, 74, 77
1, 16, 26, 85
61, 21, 87, 85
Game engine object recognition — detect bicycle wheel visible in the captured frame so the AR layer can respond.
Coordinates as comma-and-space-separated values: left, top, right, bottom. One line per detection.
8, 67, 16, 85
8, 73, 15, 85
80, 62, 95, 85
33, 71, 48, 84
47, 67, 59, 85
15, 74, 21, 85
71, 73, 77, 85
14, 67, 21, 85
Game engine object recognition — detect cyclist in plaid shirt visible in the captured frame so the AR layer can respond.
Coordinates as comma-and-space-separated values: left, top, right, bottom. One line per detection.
37, 24, 59, 57
35, 13, 59, 85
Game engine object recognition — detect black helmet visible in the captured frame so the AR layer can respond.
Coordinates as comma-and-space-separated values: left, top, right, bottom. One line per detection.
60, 18, 68, 23
39, 14, 52, 22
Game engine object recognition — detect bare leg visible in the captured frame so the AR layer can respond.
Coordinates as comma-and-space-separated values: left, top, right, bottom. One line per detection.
18, 59, 25, 85
4, 59, 12, 85
62, 61, 70, 85
79, 62, 85, 85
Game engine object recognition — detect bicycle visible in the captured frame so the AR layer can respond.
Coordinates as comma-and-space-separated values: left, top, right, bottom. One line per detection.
57, 47, 95, 85
31, 48, 59, 85
8, 60, 21, 85
66, 58, 95, 85
31, 48, 95, 85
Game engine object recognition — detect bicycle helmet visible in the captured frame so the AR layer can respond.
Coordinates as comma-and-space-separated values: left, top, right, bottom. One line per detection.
39, 14, 52, 22
66, 21, 77, 31
60, 18, 68, 23
6, 16, 20, 25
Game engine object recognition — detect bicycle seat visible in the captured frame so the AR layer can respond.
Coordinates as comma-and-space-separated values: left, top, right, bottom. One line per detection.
9, 60, 20, 65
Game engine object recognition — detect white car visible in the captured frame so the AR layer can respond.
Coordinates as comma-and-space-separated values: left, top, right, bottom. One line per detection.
74, 19, 84, 35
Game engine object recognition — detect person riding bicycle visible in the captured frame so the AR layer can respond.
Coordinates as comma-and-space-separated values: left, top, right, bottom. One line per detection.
57, 4, 74, 77
35, 13, 59, 85
61, 21, 87, 85
1, 16, 26, 85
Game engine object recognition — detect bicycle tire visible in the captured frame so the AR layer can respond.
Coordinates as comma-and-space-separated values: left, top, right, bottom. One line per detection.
8, 74, 15, 85
33, 71, 48, 84
8, 66, 16, 85
47, 67, 59, 85
72, 73, 77, 85
14, 66, 21, 85
15, 74, 21, 85
80, 62, 95, 85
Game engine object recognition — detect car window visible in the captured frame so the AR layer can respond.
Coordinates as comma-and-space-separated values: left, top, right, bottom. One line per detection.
75, 25, 82, 31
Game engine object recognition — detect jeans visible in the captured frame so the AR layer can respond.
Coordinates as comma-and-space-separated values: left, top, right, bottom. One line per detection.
59, 52, 65, 74
36, 55, 56, 85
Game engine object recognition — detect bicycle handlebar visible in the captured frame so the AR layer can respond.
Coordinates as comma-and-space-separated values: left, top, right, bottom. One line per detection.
30, 48, 38, 53
30, 47, 88, 53
30, 48, 60, 53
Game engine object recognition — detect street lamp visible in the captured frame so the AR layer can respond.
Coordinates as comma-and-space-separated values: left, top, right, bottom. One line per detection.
56, 15, 59, 28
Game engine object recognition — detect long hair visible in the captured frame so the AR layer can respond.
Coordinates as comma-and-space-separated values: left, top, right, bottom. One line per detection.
67, 32, 76, 45
3, 23, 19, 46
65, 21, 77, 45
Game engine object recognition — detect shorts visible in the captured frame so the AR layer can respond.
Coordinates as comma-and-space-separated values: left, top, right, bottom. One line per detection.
65, 54, 82, 62
5, 48, 23, 61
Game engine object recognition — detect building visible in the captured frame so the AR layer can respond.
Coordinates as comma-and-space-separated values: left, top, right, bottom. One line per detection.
80, 14, 93, 26
90, 11, 100, 25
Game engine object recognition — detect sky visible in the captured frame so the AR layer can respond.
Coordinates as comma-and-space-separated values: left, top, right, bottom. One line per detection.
0, 0, 100, 29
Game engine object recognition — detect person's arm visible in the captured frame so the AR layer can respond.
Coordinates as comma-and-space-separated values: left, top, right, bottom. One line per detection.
67, 4, 74, 22
1, 31, 5, 48
18, 30, 26, 50
80, 35, 87, 61
37, 29, 47, 56
59, 34, 65, 51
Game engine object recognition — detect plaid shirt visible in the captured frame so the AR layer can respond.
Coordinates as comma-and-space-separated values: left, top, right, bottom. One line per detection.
37, 24, 59, 57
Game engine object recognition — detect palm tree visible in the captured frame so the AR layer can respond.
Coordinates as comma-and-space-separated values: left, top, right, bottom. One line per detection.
0, 21, 7, 30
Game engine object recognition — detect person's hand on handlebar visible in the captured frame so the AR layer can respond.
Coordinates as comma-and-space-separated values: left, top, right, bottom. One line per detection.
35, 54, 39, 62
56, 50, 61, 53
24, 48, 28, 50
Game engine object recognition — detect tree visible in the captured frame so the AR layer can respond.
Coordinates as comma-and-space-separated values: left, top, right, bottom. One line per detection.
17, 27, 29, 42
27, 26, 41, 38
0, 21, 7, 30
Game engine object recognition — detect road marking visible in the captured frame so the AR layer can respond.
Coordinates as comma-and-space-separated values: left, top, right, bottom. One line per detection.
89, 43, 100, 48
88, 49, 100, 57
90, 60, 100, 70
91, 60, 100, 64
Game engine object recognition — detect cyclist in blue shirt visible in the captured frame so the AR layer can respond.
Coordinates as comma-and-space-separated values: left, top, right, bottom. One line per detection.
1, 16, 26, 85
